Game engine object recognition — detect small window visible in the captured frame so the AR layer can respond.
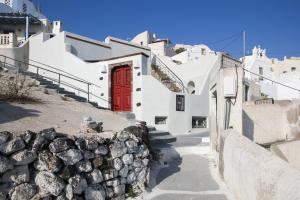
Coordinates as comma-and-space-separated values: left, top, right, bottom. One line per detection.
23, 3, 27, 13
176, 95, 185, 111
291, 67, 296, 72
192, 117, 207, 128
259, 67, 263, 75
201, 48, 206, 55
259, 67, 263, 80
140, 41, 143, 45
283, 71, 287, 73
155, 116, 167, 125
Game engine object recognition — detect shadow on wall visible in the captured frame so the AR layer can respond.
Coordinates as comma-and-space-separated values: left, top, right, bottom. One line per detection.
147, 144, 182, 192
242, 110, 254, 141
0, 101, 40, 125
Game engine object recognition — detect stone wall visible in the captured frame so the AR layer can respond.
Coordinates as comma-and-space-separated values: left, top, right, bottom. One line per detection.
219, 130, 300, 200
271, 139, 300, 171
243, 100, 300, 145
0, 126, 150, 200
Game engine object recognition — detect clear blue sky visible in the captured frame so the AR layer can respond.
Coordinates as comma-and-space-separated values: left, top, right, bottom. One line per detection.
39, 0, 300, 59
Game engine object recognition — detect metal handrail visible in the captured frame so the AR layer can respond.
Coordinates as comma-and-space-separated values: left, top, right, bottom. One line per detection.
0, 55, 105, 103
152, 55, 188, 93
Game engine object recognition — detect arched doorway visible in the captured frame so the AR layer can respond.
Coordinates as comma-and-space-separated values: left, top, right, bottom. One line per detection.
111, 65, 132, 112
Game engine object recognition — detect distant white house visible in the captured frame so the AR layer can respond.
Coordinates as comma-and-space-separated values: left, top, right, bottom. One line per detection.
172, 44, 213, 63
0, 0, 62, 69
131, 30, 175, 57
243, 46, 300, 100
0, 0, 62, 43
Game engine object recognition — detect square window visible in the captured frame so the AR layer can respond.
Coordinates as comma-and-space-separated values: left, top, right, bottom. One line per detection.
259, 67, 263, 75
192, 117, 207, 128
259, 67, 263, 80
176, 95, 185, 111
155, 116, 167, 125
291, 67, 296, 72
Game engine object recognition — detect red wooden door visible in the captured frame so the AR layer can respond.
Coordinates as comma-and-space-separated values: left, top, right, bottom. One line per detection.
111, 65, 132, 111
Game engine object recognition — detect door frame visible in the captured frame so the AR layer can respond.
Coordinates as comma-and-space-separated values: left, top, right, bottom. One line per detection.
108, 61, 133, 112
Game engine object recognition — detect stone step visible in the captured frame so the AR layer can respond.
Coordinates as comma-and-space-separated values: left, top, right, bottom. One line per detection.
38, 80, 53, 85
64, 94, 87, 102
147, 126, 156, 132
44, 84, 60, 90
117, 112, 136, 120
58, 90, 76, 96
88, 101, 99, 107
23, 71, 103, 108
149, 130, 170, 137
150, 135, 177, 145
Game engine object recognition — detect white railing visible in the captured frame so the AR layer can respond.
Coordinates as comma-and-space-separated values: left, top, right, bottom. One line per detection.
0, 33, 17, 48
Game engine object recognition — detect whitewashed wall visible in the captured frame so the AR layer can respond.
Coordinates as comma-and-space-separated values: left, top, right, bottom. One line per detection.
276, 73, 300, 100
142, 75, 207, 135
0, 41, 29, 70
65, 32, 111, 61
158, 53, 219, 95
28, 31, 210, 135
220, 130, 300, 200
105, 37, 151, 58
28, 32, 148, 115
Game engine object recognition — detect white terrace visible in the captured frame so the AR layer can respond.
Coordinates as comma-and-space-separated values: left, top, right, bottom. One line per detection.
0, 30, 222, 136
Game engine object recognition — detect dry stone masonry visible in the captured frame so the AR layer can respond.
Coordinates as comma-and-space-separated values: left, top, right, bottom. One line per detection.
0, 124, 150, 200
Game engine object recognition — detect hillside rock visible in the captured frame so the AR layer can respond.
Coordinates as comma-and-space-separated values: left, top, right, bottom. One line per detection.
35, 171, 65, 196
56, 149, 83, 165
0, 137, 25, 155
0, 155, 13, 173
10, 150, 37, 165
9, 183, 37, 200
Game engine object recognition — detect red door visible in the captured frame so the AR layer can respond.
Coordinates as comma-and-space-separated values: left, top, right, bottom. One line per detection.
111, 65, 132, 112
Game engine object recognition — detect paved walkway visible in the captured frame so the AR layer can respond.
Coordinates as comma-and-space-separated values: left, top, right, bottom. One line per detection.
142, 131, 231, 200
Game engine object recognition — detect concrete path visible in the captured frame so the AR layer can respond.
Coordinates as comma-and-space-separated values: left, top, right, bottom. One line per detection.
142, 131, 232, 200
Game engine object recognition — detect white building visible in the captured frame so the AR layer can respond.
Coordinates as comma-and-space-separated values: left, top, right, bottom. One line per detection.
243, 46, 300, 100
0, 0, 62, 43
25, 31, 223, 135
0, 1, 229, 136
0, 0, 62, 69
131, 30, 175, 57
172, 44, 214, 64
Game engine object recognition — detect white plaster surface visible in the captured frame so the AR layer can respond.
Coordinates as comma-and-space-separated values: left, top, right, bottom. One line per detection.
222, 130, 300, 200
271, 139, 300, 171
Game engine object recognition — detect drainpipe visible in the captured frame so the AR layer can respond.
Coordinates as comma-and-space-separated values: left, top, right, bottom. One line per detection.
224, 98, 232, 130
25, 16, 29, 40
